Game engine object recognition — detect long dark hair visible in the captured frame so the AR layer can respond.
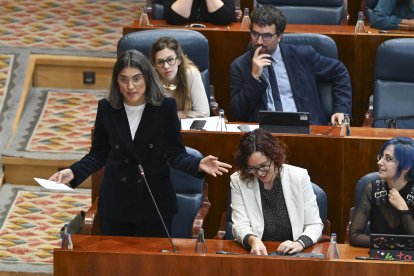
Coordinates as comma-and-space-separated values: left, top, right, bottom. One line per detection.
108, 49, 165, 109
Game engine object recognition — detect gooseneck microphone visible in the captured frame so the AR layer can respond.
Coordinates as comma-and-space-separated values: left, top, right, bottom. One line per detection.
138, 164, 177, 253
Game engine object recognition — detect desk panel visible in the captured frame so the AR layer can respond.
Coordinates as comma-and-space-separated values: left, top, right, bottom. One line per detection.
54, 236, 413, 276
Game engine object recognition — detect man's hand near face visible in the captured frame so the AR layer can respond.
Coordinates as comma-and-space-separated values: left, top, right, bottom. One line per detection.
251, 46, 272, 80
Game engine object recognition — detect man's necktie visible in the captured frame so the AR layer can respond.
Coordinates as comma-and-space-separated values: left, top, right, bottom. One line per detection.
267, 59, 283, 111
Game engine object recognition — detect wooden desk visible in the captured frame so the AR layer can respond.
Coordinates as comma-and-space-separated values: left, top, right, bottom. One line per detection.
123, 21, 414, 126
54, 235, 413, 276
179, 127, 414, 240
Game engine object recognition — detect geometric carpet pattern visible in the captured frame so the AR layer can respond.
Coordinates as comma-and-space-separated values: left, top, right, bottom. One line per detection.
0, 54, 13, 117
3, 88, 106, 160
26, 91, 103, 153
0, 189, 91, 265
0, 0, 143, 52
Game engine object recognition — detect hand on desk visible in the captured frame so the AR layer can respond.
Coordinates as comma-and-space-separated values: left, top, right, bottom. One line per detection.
248, 236, 268, 255
277, 240, 304, 255
399, 19, 414, 31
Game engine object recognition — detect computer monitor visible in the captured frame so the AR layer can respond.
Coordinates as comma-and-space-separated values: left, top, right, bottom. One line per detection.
258, 111, 310, 134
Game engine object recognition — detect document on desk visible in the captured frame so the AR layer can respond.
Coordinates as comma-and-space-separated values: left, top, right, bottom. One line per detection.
181, 117, 258, 132
34, 178, 74, 191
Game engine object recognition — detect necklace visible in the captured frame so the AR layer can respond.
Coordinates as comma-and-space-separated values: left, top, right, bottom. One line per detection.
162, 83, 177, 91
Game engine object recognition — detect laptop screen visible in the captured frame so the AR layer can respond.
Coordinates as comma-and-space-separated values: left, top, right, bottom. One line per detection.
370, 233, 414, 261
258, 111, 310, 134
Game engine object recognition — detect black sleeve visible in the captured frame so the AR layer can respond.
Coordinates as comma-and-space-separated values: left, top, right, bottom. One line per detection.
209, 0, 236, 25
349, 183, 372, 247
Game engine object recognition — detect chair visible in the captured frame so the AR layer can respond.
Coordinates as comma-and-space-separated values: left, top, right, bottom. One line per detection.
283, 33, 338, 122
256, 0, 347, 25
117, 29, 220, 116
363, 39, 414, 128
216, 183, 331, 243
344, 172, 378, 243
81, 146, 211, 239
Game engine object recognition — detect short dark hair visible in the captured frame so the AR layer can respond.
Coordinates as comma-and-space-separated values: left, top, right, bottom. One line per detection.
250, 5, 286, 35
234, 128, 288, 181
108, 49, 165, 109
379, 136, 414, 181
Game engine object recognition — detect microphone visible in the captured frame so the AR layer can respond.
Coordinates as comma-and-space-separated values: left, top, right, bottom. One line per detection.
138, 164, 177, 253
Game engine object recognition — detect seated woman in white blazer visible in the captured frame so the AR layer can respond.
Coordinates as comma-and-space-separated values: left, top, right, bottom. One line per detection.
231, 128, 323, 255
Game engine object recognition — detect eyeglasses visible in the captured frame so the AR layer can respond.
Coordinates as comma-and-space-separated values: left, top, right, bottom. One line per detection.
250, 30, 278, 41
118, 74, 143, 86
377, 154, 396, 163
245, 160, 272, 175
155, 56, 178, 68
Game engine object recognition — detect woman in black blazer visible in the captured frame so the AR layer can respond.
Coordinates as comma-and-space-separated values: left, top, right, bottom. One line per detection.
49, 49, 231, 237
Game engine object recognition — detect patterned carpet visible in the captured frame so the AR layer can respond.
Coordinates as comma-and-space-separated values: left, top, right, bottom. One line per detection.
0, 184, 91, 267
0, 0, 145, 157
0, 0, 143, 52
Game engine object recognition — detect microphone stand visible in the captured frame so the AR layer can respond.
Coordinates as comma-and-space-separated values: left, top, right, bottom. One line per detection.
138, 165, 177, 253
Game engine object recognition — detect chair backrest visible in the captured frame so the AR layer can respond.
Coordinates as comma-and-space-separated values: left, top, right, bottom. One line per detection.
150, 0, 164, 20
348, 171, 378, 238
283, 33, 338, 121
223, 182, 328, 240
354, 172, 379, 207
170, 146, 206, 238
372, 38, 414, 129
117, 29, 211, 101
256, 0, 345, 25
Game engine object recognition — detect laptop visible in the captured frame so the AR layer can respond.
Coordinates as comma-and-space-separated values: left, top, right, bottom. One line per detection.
258, 111, 310, 134
370, 233, 414, 261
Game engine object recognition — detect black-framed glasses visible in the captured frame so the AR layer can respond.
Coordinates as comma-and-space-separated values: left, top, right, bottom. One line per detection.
155, 56, 178, 68
245, 160, 272, 175
250, 30, 278, 41
117, 74, 143, 86
377, 154, 396, 163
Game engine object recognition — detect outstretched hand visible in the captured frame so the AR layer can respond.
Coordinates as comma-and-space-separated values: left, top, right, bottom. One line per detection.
199, 155, 232, 177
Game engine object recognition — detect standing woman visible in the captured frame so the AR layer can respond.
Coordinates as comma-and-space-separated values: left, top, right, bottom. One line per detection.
49, 49, 231, 237
350, 136, 414, 247
231, 128, 322, 255
150, 36, 210, 119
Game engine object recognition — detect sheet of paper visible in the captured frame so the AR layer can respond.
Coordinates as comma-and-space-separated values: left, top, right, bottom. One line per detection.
34, 178, 74, 191
181, 117, 258, 132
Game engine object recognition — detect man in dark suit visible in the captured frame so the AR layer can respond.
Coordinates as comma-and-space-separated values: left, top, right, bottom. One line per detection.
230, 5, 352, 125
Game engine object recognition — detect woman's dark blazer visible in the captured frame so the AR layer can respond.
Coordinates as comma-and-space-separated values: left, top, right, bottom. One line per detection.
69, 98, 202, 223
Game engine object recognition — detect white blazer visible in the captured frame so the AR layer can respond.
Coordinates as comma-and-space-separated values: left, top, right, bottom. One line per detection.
230, 164, 323, 245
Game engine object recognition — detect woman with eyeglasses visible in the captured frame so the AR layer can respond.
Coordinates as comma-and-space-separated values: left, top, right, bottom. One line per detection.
349, 136, 414, 247
150, 36, 210, 119
49, 49, 231, 237
231, 128, 323, 255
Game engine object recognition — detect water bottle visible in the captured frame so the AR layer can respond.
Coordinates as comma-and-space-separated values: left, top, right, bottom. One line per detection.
326, 233, 340, 259
355, 11, 366, 33
60, 224, 73, 250
195, 228, 207, 255
340, 114, 351, 136
216, 109, 227, 132
139, 6, 150, 27
240, 8, 251, 30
